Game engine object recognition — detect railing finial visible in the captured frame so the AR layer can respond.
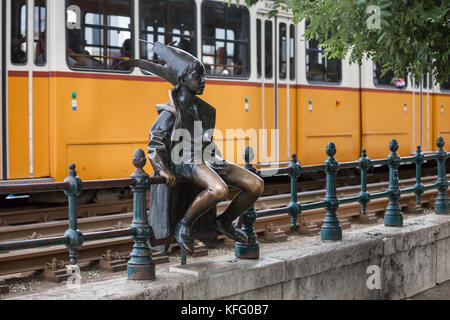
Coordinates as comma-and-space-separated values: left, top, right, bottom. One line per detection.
326, 142, 336, 157
361, 149, 367, 157
244, 146, 255, 165
132, 149, 146, 170
69, 163, 76, 177
389, 139, 399, 153
436, 136, 445, 149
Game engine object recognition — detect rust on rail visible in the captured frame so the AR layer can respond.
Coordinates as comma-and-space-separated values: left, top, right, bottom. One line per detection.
0, 176, 170, 195
0, 181, 70, 195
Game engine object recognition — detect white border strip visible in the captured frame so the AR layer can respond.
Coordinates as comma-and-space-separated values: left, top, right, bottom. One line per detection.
28, 1, 34, 177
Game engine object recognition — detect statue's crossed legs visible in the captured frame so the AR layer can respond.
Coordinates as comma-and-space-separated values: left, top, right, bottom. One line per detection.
175, 163, 264, 254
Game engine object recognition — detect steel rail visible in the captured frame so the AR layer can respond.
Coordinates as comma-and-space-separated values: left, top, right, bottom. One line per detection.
0, 176, 171, 195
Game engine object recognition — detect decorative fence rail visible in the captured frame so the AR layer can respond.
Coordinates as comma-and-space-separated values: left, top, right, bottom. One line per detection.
0, 139, 448, 280
236, 137, 449, 259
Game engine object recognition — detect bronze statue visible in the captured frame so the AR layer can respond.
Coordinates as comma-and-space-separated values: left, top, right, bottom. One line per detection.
119, 42, 264, 255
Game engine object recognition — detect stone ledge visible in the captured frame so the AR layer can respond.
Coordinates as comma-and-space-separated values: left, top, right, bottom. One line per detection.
5, 213, 450, 300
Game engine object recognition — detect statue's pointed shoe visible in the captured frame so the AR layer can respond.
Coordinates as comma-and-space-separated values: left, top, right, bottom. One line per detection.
212, 217, 248, 243
174, 221, 195, 255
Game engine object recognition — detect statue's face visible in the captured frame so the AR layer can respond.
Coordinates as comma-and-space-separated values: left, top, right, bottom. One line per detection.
182, 63, 206, 95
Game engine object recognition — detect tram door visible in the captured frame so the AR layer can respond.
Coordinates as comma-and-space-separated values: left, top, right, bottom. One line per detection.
6, 0, 50, 180
412, 74, 435, 152
275, 16, 296, 164
257, 12, 296, 166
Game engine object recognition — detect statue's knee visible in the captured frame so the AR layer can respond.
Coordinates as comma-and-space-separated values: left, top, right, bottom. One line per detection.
210, 184, 228, 202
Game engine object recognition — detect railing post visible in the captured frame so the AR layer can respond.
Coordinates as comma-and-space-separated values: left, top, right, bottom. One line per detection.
358, 149, 371, 214
63, 163, 83, 265
235, 146, 259, 259
321, 142, 342, 241
127, 149, 155, 280
435, 137, 448, 214
384, 139, 403, 226
287, 153, 301, 230
414, 145, 424, 204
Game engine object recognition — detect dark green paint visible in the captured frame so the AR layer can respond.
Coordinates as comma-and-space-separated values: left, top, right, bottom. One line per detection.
435, 137, 448, 214
235, 147, 260, 259
414, 145, 424, 204
287, 153, 301, 230
321, 142, 342, 241
358, 149, 371, 215
127, 149, 156, 280
384, 139, 403, 226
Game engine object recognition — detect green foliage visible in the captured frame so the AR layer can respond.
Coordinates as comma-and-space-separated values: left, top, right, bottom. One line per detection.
230, 0, 450, 84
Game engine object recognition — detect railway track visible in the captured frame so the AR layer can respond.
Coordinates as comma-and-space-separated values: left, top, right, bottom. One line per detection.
0, 174, 447, 278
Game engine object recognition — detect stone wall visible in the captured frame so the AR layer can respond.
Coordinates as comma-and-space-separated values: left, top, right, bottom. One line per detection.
7, 214, 450, 300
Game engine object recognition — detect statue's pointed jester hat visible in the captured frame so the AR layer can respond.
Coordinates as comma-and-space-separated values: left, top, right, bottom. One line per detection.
117, 41, 202, 85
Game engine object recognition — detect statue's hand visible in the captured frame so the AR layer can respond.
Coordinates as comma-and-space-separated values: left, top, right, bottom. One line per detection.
159, 168, 176, 187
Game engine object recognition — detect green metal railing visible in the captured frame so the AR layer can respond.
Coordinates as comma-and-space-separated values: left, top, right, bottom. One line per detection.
0, 149, 166, 280
0, 138, 448, 279
235, 137, 449, 259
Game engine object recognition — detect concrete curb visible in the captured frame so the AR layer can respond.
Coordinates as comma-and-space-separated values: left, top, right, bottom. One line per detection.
5, 214, 450, 300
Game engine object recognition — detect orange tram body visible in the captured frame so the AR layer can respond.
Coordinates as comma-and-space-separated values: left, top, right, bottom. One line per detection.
1, 0, 449, 183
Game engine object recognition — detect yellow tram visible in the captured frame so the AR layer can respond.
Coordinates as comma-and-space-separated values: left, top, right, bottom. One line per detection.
1, 0, 449, 182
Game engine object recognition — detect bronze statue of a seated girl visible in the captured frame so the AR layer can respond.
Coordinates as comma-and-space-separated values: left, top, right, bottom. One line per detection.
120, 42, 263, 255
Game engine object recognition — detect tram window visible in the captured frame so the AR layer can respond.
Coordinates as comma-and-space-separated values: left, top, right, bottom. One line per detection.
305, 39, 341, 83
265, 20, 272, 78
34, 0, 46, 66
201, 1, 250, 78
373, 62, 407, 88
11, 0, 27, 65
140, 0, 196, 62
279, 23, 287, 80
257, 19, 261, 78
289, 24, 295, 81
66, 0, 133, 71
441, 76, 450, 91
305, 21, 341, 83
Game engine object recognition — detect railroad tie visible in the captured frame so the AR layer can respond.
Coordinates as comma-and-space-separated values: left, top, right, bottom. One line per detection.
43, 258, 70, 283
0, 279, 9, 294
99, 250, 128, 272
263, 223, 288, 243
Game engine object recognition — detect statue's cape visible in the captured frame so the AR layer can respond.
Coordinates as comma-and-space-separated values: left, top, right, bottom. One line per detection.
149, 180, 218, 252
